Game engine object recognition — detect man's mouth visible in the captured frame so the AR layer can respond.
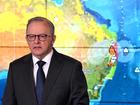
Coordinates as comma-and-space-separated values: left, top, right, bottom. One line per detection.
33, 46, 42, 49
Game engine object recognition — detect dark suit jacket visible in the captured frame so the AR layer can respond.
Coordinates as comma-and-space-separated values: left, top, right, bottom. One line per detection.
2, 49, 89, 105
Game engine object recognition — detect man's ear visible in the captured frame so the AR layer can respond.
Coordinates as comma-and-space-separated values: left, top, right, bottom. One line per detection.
52, 35, 56, 43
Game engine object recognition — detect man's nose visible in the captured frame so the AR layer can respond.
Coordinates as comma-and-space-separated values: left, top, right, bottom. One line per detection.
34, 36, 40, 43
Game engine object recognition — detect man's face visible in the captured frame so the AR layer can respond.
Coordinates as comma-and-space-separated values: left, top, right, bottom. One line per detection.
26, 21, 55, 59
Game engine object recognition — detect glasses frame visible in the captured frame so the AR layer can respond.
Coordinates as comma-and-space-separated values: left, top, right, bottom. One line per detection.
26, 34, 51, 41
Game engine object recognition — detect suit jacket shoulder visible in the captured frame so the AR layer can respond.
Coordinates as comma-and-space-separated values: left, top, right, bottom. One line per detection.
54, 50, 82, 66
10, 53, 32, 65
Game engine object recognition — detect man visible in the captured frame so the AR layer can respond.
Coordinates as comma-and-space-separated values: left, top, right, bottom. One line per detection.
2, 16, 89, 105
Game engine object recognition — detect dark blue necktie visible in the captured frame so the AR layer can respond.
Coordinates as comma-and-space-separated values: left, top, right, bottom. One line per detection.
36, 60, 46, 105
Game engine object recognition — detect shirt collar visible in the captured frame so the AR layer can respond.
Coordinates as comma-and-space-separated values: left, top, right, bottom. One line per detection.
32, 49, 53, 66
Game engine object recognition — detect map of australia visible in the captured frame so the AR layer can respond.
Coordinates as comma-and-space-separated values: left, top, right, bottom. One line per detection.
47, 0, 117, 101
1, 0, 140, 105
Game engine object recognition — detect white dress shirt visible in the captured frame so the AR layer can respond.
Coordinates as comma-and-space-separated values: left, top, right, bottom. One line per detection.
32, 50, 53, 85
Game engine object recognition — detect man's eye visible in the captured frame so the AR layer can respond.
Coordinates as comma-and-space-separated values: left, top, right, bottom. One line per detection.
29, 35, 35, 38
40, 35, 47, 37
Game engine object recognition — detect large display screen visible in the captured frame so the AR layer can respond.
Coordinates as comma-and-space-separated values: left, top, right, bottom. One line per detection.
0, 0, 140, 105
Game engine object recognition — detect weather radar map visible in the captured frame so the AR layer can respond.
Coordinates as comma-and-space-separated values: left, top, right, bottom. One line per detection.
0, 0, 140, 105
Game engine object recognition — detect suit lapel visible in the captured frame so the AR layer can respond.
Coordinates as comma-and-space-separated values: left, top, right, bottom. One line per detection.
43, 49, 63, 102
23, 54, 38, 105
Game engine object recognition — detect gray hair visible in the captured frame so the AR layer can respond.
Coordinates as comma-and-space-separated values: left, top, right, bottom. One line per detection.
26, 16, 55, 35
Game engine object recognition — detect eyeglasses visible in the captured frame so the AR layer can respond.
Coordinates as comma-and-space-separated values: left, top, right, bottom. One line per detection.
26, 34, 51, 41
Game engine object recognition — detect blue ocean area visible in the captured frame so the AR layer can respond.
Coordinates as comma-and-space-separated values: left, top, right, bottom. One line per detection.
0, 0, 140, 105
